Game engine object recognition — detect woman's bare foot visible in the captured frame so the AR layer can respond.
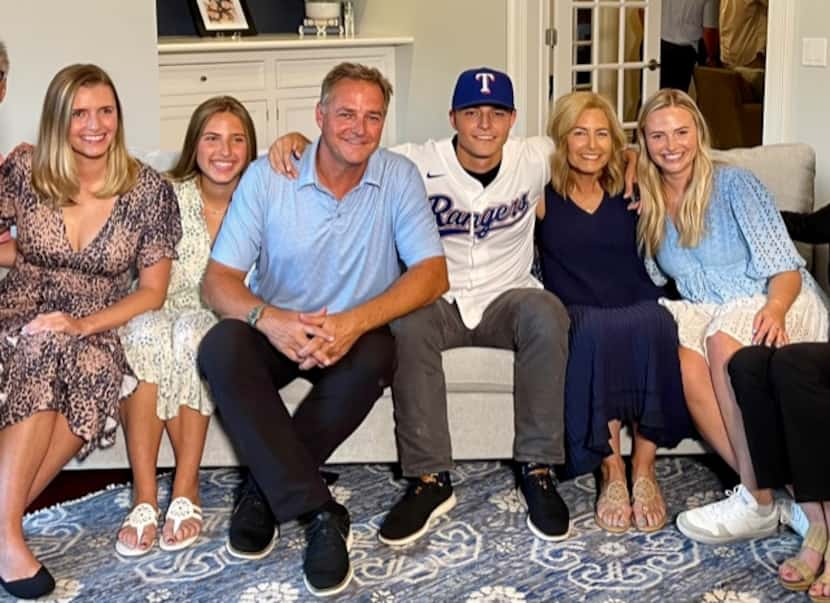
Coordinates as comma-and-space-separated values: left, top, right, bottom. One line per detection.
809, 569, 830, 600
0, 532, 43, 581
116, 500, 159, 555
780, 547, 823, 587
630, 456, 666, 532
595, 456, 631, 532
161, 491, 202, 549
778, 520, 827, 592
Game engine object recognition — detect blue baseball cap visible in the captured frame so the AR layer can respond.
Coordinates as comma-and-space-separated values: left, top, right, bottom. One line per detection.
451, 67, 515, 112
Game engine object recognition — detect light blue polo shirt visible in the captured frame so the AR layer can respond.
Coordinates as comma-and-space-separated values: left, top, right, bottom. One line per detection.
211, 137, 443, 314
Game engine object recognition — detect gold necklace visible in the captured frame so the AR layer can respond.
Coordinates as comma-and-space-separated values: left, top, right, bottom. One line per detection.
196, 175, 229, 216
201, 204, 227, 216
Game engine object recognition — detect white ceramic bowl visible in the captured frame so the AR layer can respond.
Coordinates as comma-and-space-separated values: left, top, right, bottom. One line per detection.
305, 1, 341, 20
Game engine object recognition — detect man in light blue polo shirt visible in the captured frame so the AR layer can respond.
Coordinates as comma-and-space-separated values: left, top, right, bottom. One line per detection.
197, 62, 447, 598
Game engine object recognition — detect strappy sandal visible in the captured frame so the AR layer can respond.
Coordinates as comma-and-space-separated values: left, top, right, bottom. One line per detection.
595, 479, 631, 533
808, 527, 830, 601
779, 523, 827, 592
115, 503, 160, 557
631, 475, 667, 533
159, 496, 203, 552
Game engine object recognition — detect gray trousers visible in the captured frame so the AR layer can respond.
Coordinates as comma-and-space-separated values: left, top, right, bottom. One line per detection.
390, 288, 570, 476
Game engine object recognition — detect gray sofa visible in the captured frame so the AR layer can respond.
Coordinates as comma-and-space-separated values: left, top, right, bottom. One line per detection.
7, 143, 816, 469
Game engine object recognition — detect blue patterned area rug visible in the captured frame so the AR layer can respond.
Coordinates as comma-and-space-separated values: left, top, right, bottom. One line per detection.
13, 458, 806, 602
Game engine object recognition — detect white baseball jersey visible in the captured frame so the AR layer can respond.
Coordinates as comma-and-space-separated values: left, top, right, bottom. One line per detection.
393, 136, 553, 328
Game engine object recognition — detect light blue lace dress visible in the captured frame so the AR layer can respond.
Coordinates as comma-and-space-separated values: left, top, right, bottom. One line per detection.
119, 178, 217, 419
646, 165, 828, 360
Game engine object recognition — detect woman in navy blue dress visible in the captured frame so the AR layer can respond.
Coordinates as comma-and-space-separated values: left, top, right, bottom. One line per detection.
537, 92, 690, 533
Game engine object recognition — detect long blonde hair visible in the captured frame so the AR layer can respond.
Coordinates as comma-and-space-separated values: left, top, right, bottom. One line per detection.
635, 88, 715, 256
32, 64, 138, 209
547, 91, 626, 197
168, 96, 258, 182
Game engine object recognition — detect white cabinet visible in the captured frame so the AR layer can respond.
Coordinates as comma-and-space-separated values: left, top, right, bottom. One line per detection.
160, 98, 269, 151
158, 36, 412, 152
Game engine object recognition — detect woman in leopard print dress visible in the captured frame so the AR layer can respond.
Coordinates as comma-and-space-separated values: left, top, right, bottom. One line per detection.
0, 64, 181, 599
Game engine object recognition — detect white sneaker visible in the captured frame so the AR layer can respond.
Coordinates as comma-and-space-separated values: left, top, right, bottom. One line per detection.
780, 499, 809, 538
676, 484, 779, 544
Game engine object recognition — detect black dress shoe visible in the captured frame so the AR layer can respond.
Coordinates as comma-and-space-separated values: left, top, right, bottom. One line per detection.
302, 500, 353, 597
518, 463, 571, 541
226, 473, 279, 560
0, 565, 56, 600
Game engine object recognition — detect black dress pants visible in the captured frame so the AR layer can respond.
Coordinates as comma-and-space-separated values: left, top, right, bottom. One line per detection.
198, 319, 394, 522
729, 343, 830, 502
660, 39, 699, 92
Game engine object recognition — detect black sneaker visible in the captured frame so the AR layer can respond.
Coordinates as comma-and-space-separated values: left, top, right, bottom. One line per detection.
517, 463, 570, 541
226, 473, 279, 559
378, 471, 456, 546
303, 500, 353, 597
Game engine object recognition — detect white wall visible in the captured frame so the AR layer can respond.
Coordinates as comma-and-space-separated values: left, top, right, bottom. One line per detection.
0, 1, 160, 155
788, 0, 830, 208
354, 0, 508, 143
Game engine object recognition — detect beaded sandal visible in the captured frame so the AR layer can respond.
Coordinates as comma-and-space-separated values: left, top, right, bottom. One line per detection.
779, 523, 827, 592
115, 503, 160, 557
595, 479, 631, 533
809, 528, 830, 602
159, 496, 203, 552
631, 476, 667, 533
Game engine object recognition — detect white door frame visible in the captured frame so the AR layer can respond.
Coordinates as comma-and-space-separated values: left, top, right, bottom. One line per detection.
763, 0, 796, 144
507, 0, 797, 143
506, 0, 546, 137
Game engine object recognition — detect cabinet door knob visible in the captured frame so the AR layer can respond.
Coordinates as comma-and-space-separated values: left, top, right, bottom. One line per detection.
200, 75, 207, 82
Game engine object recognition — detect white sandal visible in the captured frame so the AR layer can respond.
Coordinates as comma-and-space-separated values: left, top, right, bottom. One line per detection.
115, 503, 159, 557
159, 497, 203, 552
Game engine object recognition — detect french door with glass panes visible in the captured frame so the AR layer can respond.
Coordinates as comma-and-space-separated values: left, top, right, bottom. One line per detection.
550, 0, 662, 139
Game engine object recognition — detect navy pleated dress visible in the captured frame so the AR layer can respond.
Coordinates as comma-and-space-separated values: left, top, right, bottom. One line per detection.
537, 184, 690, 478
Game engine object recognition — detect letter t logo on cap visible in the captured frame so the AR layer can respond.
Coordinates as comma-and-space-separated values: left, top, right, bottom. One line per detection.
475, 72, 495, 94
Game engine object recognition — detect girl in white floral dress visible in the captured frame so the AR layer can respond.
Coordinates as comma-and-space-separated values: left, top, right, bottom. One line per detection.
116, 97, 257, 555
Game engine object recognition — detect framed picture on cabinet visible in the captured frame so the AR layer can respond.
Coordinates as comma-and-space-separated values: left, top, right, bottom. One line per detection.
189, 0, 257, 36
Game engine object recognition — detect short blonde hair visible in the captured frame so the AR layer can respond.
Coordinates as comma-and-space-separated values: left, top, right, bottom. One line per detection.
319, 62, 393, 114
635, 88, 715, 256
547, 91, 626, 197
169, 95, 258, 182
32, 64, 138, 208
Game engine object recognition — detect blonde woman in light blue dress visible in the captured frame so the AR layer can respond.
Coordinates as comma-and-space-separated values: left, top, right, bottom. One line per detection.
635, 89, 828, 549
115, 97, 257, 556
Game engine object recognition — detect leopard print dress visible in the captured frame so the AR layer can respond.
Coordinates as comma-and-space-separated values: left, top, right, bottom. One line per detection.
0, 147, 182, 459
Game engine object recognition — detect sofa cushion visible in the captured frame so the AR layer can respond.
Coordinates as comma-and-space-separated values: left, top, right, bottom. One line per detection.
712, 143, 815, 214
713, 143, 817, 271
133, 149, 180, 173
280, 346, 515, 403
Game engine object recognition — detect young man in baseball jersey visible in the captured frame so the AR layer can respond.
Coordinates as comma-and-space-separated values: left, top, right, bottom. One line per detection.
269, 67, 571, 544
